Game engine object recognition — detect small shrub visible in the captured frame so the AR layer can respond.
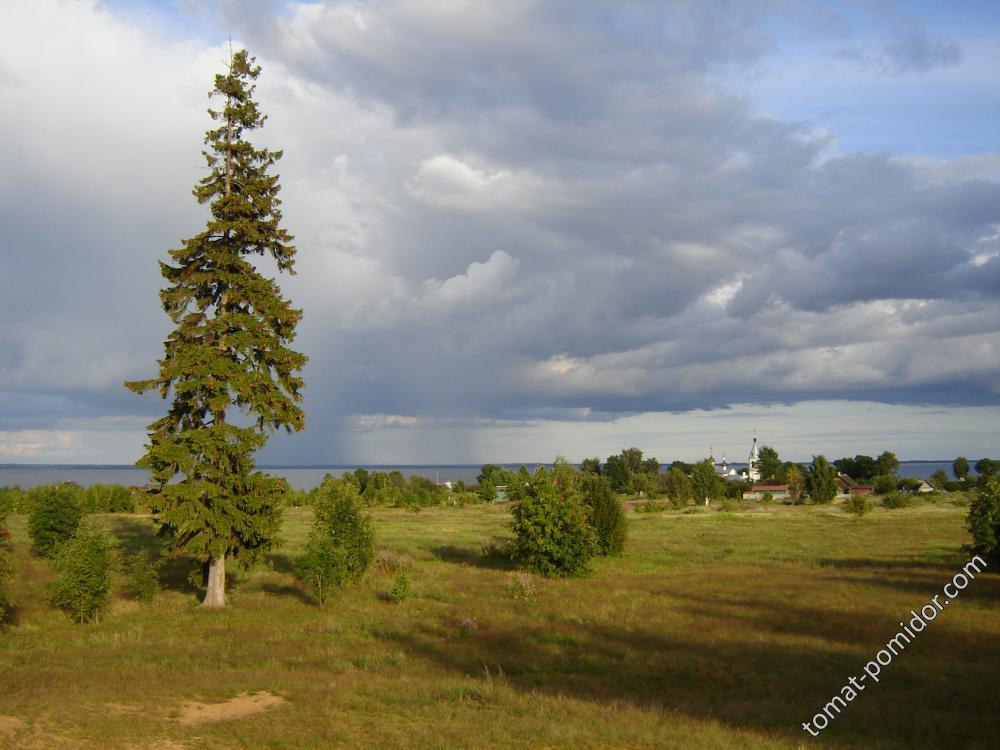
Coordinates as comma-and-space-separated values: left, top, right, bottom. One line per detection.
844, 495, 872, 517
29, 484, 84, 557
456, 616, 478, 637
389, 570, 412, 603
49, 527, 114, 623
882, 491, 914, 510
375, 549, 413, 574
83, 484, 135, 513
580, 474, 627, 556
0, 487, 20, 518
635, 500, 667, 513
761, 491, 774, 504
505, 571, 537, 603
873, 474, 898, 495
510, 467, 596, 577
398, 476, 447, 510
294, 478, 375, 604
122, 555, 161, 603
966, 478, 1000, 563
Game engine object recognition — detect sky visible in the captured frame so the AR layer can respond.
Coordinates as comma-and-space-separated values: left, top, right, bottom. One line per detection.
0, 0, 998, 465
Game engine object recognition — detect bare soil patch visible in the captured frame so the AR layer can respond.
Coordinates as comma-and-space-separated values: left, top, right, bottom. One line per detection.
0, 716, 26, 736
176, 691, 285, 727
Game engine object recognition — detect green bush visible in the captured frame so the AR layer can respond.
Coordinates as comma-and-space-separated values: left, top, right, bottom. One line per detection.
83, 484, 135, 513
636, 499, 668, 513
477, 480, 498, 503
361, 472, 402, 506
295, 478, 375, 604
966, 478, 1000, 564
844, 494, 873, 517
122, 555, 161, 602
389, 570, 412, 603
580, 474, 626, 556
49, 527, 114, 623
29, 484, 84, 557
807, 455, 838, 504
882, 491, 914, 510
662, 466, 692, 507
0, 487, 19, 518
510, 467, 596, 577
398, 476, 446, 510
873, 474, 898, 495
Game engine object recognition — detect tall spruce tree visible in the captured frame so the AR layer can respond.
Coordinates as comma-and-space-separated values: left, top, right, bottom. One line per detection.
126, 49, 306, 608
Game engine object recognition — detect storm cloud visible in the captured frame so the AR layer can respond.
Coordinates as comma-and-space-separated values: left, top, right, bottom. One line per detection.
0, 0, 997, 463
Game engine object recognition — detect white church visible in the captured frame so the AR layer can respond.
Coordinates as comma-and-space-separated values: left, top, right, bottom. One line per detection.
713, 433, 763, 482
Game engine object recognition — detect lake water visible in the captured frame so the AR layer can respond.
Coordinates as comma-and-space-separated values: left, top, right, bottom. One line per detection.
0, 460, 968, 490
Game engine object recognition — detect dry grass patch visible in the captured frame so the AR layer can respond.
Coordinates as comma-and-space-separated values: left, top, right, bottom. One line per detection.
0, 716, 26, 736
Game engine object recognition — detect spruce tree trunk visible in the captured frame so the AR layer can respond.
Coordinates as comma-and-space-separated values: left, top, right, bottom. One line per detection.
201, 553, 226, 608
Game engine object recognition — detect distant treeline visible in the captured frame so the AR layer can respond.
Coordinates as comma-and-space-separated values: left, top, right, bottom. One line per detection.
1, 452, 995, 517
0, 483, 136, 515
285, 469, 480, 510
0, 469, 483, 517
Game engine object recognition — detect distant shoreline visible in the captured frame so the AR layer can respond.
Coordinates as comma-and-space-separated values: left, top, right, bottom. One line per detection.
0, 458, 969, 469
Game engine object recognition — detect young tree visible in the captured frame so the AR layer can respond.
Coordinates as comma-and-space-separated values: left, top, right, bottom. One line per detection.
691, 459, 722, 505
580, 474, 626, 556
125, 49, 306, 608
786, 464, 805, 503
662, 466, 692, 506
295, 478, 374, 604
975, 458, 999, 478
49, 527, 114, 624
834, 454, 878, 481
952, 457, 970, 481
808, 455, 838, 504
966, 478, 1000, 564
603, 454, 633, 494
757, 446, 785, 483
28, 485, 84, 558
877, 451, 900, 477
510, 467, 596, 577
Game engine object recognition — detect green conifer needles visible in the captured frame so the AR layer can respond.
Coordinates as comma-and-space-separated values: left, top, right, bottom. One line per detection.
126, 50, 306, 606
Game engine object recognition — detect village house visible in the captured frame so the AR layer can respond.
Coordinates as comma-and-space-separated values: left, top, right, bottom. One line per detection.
743, 484, 791, 501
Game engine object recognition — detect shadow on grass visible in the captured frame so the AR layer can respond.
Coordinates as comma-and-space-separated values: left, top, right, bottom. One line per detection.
108, 515, 201, 596
266, 552, 297, 575
258, 581, 313, 604
816, 556, 1000, 601
816, 554, 961, 570
378, 598, 999, 750
431, 543, 516, 571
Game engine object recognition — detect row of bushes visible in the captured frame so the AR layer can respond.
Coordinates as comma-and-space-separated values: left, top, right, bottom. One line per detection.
1, 483, 135, 516
281, 471, 482, 510
1, 472, 481, 519
0, 501, 159, 625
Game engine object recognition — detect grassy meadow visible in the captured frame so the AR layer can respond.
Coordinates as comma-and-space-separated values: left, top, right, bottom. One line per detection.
1, 498, 997, 749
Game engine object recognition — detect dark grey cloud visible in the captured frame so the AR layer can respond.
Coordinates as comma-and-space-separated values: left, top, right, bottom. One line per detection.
0, 0, 997, 463
882, 22, 963, 74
